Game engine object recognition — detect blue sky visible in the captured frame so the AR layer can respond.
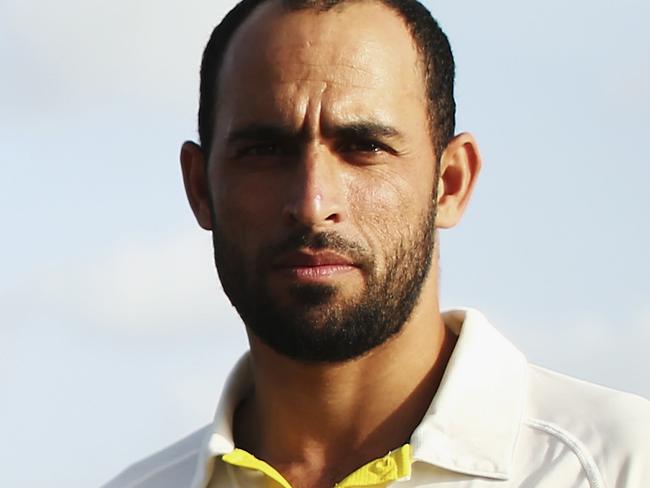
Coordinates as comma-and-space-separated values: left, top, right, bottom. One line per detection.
1, 0, 648, 486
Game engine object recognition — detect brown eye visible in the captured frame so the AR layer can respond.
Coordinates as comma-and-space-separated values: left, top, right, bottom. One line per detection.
339, 140, 385, 154
239, 143, 280, 157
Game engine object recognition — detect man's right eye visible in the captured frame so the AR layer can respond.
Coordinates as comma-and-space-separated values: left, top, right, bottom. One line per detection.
238, 143, 280, 157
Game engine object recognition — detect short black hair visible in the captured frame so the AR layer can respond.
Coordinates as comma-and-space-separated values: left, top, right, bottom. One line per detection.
197, 0, 455, 161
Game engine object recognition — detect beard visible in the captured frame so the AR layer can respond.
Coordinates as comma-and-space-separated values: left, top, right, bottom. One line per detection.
211, 201, 436, 363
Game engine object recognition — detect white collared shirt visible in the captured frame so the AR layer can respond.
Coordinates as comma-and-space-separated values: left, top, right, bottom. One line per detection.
103, 309, 650, 487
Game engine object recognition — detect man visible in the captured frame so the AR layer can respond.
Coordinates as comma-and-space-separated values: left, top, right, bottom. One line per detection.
104, 0, 650, 486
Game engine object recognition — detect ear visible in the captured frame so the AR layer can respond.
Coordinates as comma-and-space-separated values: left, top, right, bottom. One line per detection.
435, 132, 482, 229
180, 141, 213, 230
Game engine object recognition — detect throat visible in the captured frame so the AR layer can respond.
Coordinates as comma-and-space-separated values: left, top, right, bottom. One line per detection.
232, 311, 455, 487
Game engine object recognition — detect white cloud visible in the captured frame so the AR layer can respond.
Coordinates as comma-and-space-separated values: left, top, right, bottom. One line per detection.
499, 310, 650, 398
1, 229, 241, 336
1, 0, 234, 110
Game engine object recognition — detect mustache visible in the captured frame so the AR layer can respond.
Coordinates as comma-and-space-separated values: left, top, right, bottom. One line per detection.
262, 230, 373, 270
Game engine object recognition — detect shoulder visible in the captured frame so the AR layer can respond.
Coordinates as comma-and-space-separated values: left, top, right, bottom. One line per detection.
101, 425, 212, 488
524, 365, 650, 485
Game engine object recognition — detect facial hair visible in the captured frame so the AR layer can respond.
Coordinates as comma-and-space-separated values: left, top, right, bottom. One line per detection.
211, 201, 435, 363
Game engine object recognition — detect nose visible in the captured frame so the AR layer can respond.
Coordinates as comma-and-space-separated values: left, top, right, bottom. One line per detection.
283, 145, 344, 228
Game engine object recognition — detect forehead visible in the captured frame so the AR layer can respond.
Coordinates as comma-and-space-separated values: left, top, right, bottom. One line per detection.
215, 1, 427, 125
224, 0, 421, 70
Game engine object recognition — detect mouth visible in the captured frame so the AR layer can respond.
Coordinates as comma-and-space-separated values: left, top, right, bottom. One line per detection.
271, 250, 358, 281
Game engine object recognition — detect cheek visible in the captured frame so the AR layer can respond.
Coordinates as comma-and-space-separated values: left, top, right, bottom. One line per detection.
349, 165, 430, 219
210, 172, 285, 251
346, 168, 427, 257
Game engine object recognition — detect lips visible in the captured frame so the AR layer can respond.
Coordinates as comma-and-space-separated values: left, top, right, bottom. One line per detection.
271, 250, 358, 280
273, 250, 356, 268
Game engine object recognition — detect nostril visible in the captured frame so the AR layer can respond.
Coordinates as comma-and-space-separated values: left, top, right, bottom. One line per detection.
325, 211, 341, 224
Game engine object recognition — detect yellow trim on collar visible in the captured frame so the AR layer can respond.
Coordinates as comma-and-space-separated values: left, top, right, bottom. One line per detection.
222, 449, 292, 488
221, 444, 411, 488
335, 444, 411, 487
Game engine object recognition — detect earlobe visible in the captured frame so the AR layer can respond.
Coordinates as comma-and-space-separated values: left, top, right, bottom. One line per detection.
435, 132, 482, 229
180, 141, 213, 230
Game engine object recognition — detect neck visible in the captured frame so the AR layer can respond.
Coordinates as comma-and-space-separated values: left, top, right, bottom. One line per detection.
234, 275, 454, 487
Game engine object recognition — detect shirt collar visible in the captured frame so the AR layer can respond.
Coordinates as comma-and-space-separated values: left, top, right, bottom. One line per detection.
192, 308, 528, 486
410, 308, 528, 479
190, 354, 253, 488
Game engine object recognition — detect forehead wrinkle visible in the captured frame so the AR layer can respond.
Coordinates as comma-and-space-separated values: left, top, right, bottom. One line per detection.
269, 60, 382, 91
301, 80, 326, 139
276, 77, 378, 91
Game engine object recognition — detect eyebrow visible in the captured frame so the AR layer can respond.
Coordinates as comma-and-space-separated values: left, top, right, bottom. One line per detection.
330, 121, 403, 142
226, 124, 297, 145
225, 121, 404, 145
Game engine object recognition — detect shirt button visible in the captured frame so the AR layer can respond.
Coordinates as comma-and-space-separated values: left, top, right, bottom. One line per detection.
370, 456, 397, 476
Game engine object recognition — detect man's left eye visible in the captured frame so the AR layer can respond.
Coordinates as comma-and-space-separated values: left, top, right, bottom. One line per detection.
340, 140, 384, 153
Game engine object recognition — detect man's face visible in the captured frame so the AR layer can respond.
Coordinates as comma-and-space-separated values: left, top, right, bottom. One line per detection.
205, 1, 440, 362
